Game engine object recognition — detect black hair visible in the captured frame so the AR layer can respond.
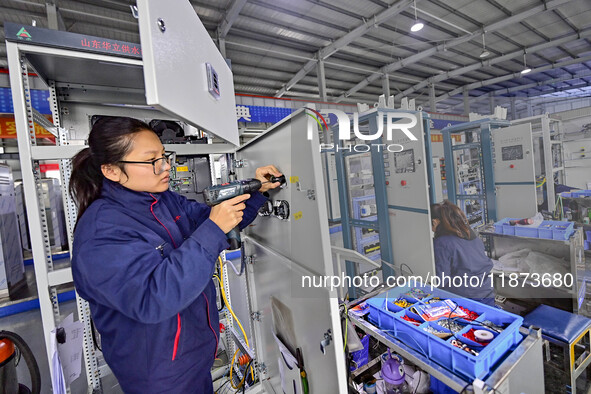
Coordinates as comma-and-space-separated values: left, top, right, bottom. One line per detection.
430, 200, 472, 239
69, 116, 154, 220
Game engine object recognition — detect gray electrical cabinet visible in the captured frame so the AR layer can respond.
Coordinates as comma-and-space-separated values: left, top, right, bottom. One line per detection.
492, 123, 537, 219
0, 165, 26, 299
236, 109, 348, 393
383, 111, 436, 280
137, 0, 239, 146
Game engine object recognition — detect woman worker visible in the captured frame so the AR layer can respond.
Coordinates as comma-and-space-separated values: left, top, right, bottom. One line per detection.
430, 201, 495, 306
70, 116, 282, 393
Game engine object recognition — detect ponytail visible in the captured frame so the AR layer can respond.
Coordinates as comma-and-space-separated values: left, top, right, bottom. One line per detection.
68, 116, 154, 221
69, 148, 103, 219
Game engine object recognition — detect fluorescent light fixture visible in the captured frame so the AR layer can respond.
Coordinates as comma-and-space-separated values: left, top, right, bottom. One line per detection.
479, 34, 490, 58
411, 22, 424, 32
410, 0, 423, 32
521, 53, 531, 74
480, 49, 490, 58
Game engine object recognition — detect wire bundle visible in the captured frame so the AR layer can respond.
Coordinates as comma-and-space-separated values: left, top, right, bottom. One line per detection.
217, 256, 255, 389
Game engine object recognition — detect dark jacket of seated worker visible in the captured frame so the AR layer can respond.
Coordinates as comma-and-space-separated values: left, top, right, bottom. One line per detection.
430, 201, 495, 306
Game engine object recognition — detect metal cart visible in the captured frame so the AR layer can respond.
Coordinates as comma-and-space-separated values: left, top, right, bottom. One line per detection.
346, 288, 545, 393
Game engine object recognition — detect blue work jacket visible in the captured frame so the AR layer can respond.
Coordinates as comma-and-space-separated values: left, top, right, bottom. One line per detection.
72, 179, 267, 393
433, 232, 495, 305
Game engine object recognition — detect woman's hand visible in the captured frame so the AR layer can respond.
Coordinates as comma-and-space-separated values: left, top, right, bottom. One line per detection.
209, 194, 250, 233
256, 165, 283, 193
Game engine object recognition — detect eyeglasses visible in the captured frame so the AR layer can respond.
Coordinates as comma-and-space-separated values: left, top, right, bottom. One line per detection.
119, 151, 176, 175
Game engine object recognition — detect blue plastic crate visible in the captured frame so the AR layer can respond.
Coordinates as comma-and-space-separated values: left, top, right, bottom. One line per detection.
571, 190, 591, 198
493, 218, 516, 235
585, 240, 590, 250
538, 221, 554, 239
494, 218, 538, 237
585, 231, 591, 241
514, 225, 539, 238
366, 286, 523, 380
551, 221, 575, 240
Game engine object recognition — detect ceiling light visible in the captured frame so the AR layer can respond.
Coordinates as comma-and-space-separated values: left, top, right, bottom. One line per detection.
479, 34, 490, 58
521, 53, 531, 74
411, 22, 424, 32
410, 0, 424, 32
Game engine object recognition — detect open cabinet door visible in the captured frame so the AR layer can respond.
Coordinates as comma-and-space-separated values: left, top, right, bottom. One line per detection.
493, 123, 537, 219
236, 109, 347, 393
137, 0, 239, 145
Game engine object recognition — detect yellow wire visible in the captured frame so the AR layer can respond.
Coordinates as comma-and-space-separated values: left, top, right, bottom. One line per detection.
228, 349, 240, 389
218, 256, 255, 382
227, 348, 250, 390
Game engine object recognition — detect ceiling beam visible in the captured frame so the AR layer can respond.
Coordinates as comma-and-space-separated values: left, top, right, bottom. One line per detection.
46, 1, 66, 30
457, 70, 591, 103
511, 81, 591, 98
336, 0, 574, 102
436, 53, 591, 102
217, 0, 248, 39
275, 0, 416, 97
396, 28, 591, 101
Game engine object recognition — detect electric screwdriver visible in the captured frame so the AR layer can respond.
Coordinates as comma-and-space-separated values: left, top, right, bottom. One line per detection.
203, 175, 285, 249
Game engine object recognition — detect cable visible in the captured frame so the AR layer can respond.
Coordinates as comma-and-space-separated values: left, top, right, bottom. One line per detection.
343, 303, 348, 352
459, 382, 471, 394
219, 256, 255, 382
215, 378, 231, 394
229, 349, 240, 389
235, 359, 253, 393
225, 259, 243, 276
0, 331, 41, 394
229, 348, 252, 391
213, 275, 226, 312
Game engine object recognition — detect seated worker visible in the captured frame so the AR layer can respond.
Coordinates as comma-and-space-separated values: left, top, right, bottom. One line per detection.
430, 201, 495, 306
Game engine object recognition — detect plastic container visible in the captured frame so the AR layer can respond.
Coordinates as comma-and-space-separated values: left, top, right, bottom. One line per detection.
493, 218, 516, 235
381, 351, 409, 394
551, 221, 575, 240
585, 240, 591, 251
538, 221, 554, 239
366, 286, 523, 380
514, 224, 539, 238
571, 190, 591, 198
493, 219, 575, 240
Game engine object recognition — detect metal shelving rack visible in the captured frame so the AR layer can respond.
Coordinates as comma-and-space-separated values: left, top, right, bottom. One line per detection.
512, 114, 564, 213
6, 24, 234, 393
443, 119, 510, 225
6, 37, 146, 393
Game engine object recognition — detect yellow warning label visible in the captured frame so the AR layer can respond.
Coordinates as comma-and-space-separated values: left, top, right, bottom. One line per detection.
176, 166, 189, 172
290, 176, 299, 183
294, 211, 303, 220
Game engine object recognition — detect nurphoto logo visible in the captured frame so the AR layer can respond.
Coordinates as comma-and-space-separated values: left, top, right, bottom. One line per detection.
306, 108, 418, 152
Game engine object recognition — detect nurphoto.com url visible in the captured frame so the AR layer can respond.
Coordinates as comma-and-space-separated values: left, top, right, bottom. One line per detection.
301, 272, 574, 292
